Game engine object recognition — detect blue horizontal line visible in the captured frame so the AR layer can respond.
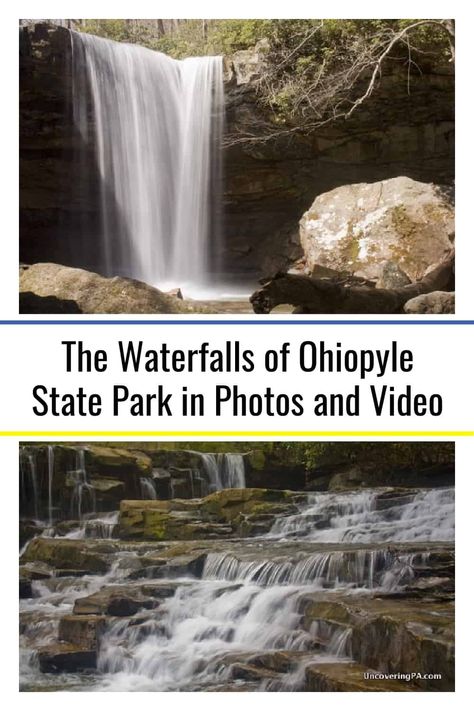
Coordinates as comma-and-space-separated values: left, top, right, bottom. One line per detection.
1, 320, 473, 326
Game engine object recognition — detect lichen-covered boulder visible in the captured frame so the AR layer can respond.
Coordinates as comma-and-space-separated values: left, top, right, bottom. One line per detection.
403, 290, 455, 314
299, 177, 454, 281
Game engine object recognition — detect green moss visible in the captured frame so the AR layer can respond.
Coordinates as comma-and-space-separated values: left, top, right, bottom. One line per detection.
143, 511, 169, 540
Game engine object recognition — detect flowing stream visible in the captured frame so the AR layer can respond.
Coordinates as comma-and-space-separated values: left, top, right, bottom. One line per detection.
20, 485, 454, 691
71, 31, 224, 296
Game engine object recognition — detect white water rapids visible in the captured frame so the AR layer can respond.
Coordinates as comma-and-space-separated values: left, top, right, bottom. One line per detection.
71, 32, 224, 296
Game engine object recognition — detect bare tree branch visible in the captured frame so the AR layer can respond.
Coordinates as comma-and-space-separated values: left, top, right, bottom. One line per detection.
224, 19, 454, 147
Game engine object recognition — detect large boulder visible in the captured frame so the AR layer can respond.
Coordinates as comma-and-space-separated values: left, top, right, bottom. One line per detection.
299, 177, 454, 281
19, 263, 206, 314
403, 290, 455, 314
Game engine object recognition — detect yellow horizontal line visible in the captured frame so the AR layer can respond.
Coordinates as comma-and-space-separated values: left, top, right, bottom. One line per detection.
2, 431, 472, 438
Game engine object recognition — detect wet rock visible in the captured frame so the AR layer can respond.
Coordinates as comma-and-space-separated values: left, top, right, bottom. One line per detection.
20, 537, 116, 573
118, 489, 299, 540
19, 562, 52, 580
347, 599, 454, 690
19, 520, 43, 548
403, 290, 455, 314
230, 662, 279, 682
247, 650, 300, 674
73, 585, 159, 616
300, 177, 454, 281
149, 449, 203, 470
139, 582, 188, 599
58, 614, 106, 647
82, 444, 152, 475
19, 579, 33, 598
37, 642, 97, 673
118, 500, 233, 541
200, 488, 296, 523
305, 661, 415, 691
19, 263, 208, 314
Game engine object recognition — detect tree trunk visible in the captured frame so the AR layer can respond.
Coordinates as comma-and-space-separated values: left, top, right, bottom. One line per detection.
250, 252, 454, 314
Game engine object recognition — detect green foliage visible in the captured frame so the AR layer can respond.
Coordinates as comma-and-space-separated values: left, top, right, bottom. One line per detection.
271, 441, 454, 472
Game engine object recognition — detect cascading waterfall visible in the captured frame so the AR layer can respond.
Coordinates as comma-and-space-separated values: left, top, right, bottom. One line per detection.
64, 511, 119, 540
268, 487, 455, 542
27, 452, 39, 521
70, 449, 96, 521
139, 477, 157, 500
20, 485, 454, 691
71, 31, 224, 295
199, 453, 246, 492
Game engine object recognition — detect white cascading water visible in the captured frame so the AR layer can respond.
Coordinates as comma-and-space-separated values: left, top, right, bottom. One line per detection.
71, 32, 224, 295
139, 477, 157, 500
69, 449, 96, 521
20, 449, 39, 522
199, 453, 246, 491
27, 452, 39, 522
63, 512, 120, 540
267, 487, 455, 543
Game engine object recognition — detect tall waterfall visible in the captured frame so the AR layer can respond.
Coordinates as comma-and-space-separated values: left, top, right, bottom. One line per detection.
71, 31, 224, 294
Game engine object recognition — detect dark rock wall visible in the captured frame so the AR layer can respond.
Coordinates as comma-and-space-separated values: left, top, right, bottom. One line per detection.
20, 24, 102, 270
20, 23, 454, 276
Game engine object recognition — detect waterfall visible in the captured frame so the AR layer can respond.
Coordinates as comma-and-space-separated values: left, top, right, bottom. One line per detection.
26, 452, 39, 521
199, 453, 246, 492
139, 477, 157, 500
69, 449, 96, 521
202, 548, 400, 589
64, 512, 119, 540
47, 445, 54, 526
20, 484, 454, 692
268, 487, 455, 543
71, 31, 224, 295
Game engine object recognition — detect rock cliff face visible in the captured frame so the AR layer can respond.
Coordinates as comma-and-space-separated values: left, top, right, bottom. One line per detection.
20, 23, 454, 278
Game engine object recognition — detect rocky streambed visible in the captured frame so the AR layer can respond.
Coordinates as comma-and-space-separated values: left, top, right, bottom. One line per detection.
19, 485, 454, 691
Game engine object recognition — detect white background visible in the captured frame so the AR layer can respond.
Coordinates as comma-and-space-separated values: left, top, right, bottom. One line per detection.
0, 323, 470, 431
2, 0, 473, 707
